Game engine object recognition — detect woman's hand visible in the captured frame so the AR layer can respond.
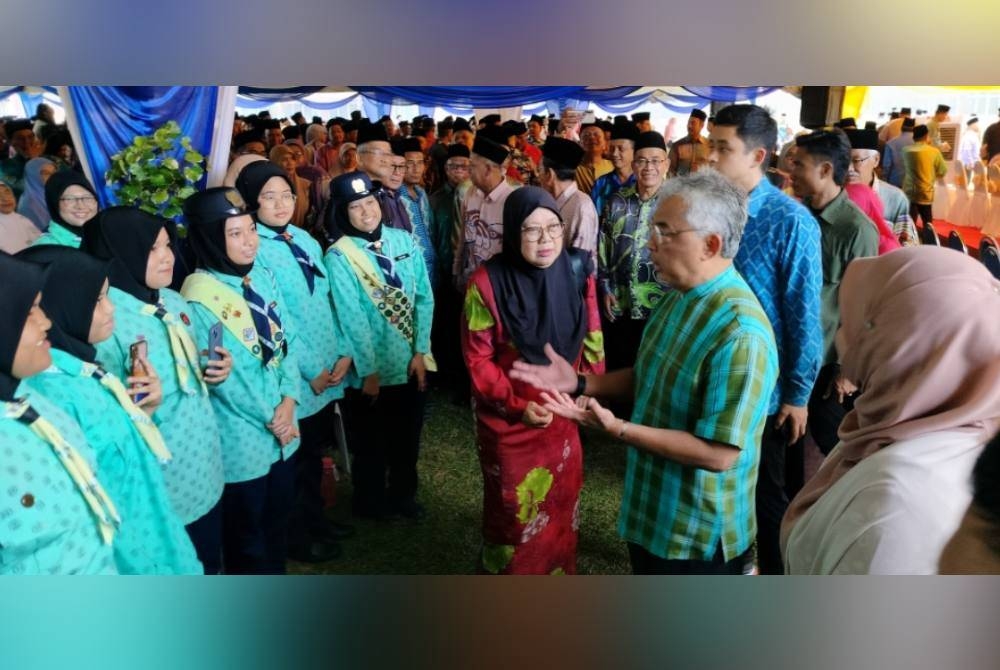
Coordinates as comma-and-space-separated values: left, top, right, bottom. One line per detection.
361, 373, 380, 404
824, 374, 859, 404
268, 397, 298, 446
539, 391, 618, 433
509, 343, 578, 394
127, 356, 163, 416
309, 369, 334, 396
408, 354, 427, 391
522, 400, 554, 428
202, 347, 232, 385
329, 357, 353, 386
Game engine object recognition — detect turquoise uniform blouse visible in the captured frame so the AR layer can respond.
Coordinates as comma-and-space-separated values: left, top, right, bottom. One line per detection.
0, 391, 117, 575
323, 227, 434, 387
22, 349, 202, 574
31, 223, 81, 248
255, 223, 354, 418
184, 266, 301, 483
95, 287, 226, 525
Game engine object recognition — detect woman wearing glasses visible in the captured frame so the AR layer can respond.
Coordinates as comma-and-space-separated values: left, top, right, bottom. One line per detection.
461, 186, 605, 574
33, 170, 99, 248
323, 171, 434, 522
235, 161, 355, 562
269, 144, 312, 230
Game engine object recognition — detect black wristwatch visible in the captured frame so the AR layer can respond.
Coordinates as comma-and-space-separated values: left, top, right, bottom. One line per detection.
574, 374, 587, 396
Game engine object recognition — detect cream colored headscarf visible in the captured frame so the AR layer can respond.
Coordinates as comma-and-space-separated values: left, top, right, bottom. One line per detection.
223, 154, 266, 187
782, 246, 1000, 547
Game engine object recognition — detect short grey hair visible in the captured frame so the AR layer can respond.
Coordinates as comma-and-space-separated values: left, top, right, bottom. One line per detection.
307, 124, 327, 142
656, 168, 748, 258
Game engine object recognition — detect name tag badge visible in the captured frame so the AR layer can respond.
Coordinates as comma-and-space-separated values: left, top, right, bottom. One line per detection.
243, 327, 256, 342
394, 253, 411, 261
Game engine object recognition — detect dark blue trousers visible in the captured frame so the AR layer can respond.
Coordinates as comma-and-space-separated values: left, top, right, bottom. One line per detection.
185, 497, 223, 575
221, 452, 297, 575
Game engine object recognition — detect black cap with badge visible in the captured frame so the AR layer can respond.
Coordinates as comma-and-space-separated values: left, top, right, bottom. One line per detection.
183, 187, 256, 277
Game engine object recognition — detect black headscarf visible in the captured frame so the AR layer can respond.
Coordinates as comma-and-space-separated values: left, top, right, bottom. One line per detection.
16, 246, 112, 365
484, 186, 586, 365
235, 161, 296, 234
81, 206, 175, 304
44, 169, 98, 234
0, 252, 49, 400
326, 171, 385, 244
186, 218, 251, 278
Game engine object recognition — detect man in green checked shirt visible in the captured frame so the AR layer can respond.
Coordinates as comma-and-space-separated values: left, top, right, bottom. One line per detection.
511, 170, 778, 575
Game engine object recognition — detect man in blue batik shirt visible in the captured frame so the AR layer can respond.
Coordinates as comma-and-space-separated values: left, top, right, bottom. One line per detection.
707, 104, 823, 575
591, 116, 638, 219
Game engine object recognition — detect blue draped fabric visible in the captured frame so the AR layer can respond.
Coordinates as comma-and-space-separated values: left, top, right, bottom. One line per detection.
236, 93, 362, 113
0, 86, 60, 111
66, 86, 218, 209
226, 86, 784, 124
237, 86, 326, 101
681, 86, 780, 102
350, 86, 640, 108
586, 92, 661, 114
18, 91, 47, 118
18, 93, 46, 118
362, 97, 391, 121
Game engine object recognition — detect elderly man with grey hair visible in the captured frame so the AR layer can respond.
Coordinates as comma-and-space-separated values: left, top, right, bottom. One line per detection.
510, 169, 779, 574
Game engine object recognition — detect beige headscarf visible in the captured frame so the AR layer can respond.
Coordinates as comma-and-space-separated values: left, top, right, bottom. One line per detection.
782, 246, 1000, 547
223, 154, 266, 187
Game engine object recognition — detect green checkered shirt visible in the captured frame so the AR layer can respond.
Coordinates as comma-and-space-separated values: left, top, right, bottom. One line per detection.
617, 266, 778, 561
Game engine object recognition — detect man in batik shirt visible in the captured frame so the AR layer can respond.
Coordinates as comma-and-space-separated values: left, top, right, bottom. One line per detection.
598, 131, 669, 370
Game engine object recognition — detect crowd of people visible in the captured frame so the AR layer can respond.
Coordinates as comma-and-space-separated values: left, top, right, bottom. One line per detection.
0, 99, 998, 575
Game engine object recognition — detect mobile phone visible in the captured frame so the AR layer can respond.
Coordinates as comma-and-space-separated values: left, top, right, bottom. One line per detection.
208, 322, 223, 362
129, 339, 149, 403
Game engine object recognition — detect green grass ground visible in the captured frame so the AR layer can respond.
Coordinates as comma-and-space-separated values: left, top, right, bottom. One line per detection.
290, 390, 631, 575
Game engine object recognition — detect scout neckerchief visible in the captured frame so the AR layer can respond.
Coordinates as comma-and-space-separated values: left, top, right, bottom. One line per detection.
333, 236, 437, 371
181, 271, 286, 368
242, 275, 285, 365
268, 229, 324, 294
139, 301, 207, 395
4, 399, 121, 544
85, 363, 173, 464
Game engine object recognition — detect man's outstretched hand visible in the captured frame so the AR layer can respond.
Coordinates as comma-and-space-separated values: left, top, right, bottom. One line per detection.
509, 343, 578, 393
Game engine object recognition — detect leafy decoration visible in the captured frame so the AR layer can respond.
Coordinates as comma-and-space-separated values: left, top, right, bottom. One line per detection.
105, 120, 206, 234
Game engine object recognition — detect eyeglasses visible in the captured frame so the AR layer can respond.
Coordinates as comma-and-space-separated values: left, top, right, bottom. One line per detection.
389, 164, 407, 173
59, 196, 97, 206
446, 162, 470, 170
259, 192, 297, 204
521, 222, 565, 242
850, 155, 874, 167
651, 226, 696, 241
634, 158, 667, 168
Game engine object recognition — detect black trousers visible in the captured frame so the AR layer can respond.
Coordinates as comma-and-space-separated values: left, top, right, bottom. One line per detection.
343, 380, 426, 513
628, 542, 752, 575
185, 497, 223, 575
807, 364, 851, 456
909, 201, 934, 229
221, 452, 297, 575
432, 285, 471, 403
601, 315, 648, 372
755, 413, 802, 575
288, 401, 338, 546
